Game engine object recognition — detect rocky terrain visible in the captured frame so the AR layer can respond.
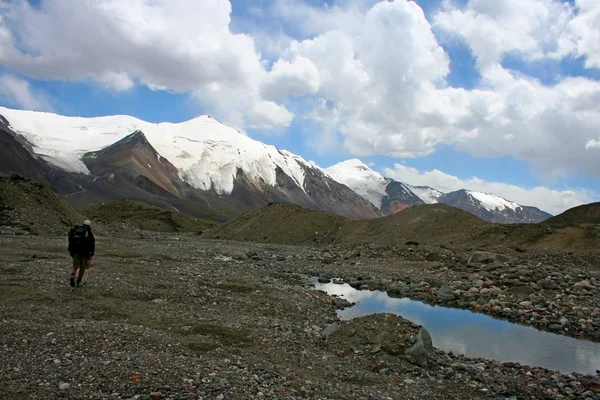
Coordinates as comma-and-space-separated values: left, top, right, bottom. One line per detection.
2, 233, 600, 400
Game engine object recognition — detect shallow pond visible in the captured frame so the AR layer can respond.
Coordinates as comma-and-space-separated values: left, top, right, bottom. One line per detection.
313, 279, 600, 375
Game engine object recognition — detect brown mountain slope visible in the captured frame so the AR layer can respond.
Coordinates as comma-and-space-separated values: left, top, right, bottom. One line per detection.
206, 203, 488, 247
0, 117, 49, 183
0, 176, 87, 235
205, 202, 600, 252
542, 202, 600, 225
206, 203, 347, 245
84, 200, 219, 233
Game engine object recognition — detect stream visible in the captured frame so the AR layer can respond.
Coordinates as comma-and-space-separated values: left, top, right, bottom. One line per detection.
313, 279, 600, 375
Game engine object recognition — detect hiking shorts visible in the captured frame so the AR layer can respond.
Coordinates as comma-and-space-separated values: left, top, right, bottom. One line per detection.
72, 254, 90, 269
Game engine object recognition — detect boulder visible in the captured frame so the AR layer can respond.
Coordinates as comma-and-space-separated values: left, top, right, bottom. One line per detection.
437, 285, 456, 301
386, 284, 408, 298
575, 280, 595, 290
468, 251, 512, 265
321, 323, 339, 341
405, 327, 436, 368
231, 250, 248, 261
508, 286, 535, 295
425, 252, 442, 262
539, 279, 559, 290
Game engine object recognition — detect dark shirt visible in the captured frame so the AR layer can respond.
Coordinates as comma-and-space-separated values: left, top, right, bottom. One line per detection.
68, 226, 96, 257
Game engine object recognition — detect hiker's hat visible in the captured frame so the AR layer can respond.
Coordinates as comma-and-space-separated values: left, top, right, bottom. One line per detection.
83, 220, 91, 226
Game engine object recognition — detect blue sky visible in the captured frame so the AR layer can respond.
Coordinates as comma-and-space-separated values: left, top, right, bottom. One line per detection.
0, 0, 599, 214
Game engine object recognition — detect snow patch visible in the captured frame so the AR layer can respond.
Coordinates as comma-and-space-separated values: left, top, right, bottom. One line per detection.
467, 190, 520, 212
407, 185, 443, 204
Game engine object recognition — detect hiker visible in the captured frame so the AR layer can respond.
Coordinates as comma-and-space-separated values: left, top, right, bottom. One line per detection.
68, 220, 95, 287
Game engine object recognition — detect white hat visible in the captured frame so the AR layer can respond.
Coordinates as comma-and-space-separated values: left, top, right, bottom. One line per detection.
83, 220, 91, 226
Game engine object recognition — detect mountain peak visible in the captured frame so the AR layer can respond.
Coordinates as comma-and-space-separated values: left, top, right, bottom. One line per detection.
333, 158, 373, 171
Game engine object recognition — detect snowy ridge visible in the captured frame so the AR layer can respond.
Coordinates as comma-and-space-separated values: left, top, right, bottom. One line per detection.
0, 107, 308, 195
466, 190, 521, 212
406, 185, 442, 204
322, 159, 389, 208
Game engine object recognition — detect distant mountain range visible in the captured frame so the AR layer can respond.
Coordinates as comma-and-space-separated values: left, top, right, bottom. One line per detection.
0, 107, 379, 221
0, 106, 551, 224
323, 159, 552, 223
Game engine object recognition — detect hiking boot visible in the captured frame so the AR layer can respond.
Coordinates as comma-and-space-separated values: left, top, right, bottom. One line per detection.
76, 279, 82, 287
69, 276, 75, 287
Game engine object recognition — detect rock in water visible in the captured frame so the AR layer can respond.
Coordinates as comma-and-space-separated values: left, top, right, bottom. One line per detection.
405, 327, 435, 367
386, 284, 407, 298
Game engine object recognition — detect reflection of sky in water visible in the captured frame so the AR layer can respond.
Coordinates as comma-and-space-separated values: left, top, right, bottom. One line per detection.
315, 281, 600, 375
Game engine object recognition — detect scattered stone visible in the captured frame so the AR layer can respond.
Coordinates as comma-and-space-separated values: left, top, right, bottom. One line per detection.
58, 383, 70, 390
425, 252, 442, 262
231, 251, 248, 261
468, 251, 512, 265
509, 286, 535, 294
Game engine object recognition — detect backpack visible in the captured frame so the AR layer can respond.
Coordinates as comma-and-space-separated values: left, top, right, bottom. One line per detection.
69, 225, 90, 253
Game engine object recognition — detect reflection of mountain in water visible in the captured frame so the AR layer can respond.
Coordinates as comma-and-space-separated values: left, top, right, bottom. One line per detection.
314, 281, 600, 375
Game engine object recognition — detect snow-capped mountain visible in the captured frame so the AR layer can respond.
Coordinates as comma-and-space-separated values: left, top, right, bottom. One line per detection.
0, 107, 380, 220
322, 159, 389, 208
438, 190, 552, 224
324, 160, 552, 223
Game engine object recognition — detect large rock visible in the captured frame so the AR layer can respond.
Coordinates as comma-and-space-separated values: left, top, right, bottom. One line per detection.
437, 285, 456, 301
425, 252, 442, 262
405, 327, 436, 368
325, 314, 422, 357
539, 279, 559, 290
386, 284, 408, 298
468, 251, 512, 265
321, 323, 339, 341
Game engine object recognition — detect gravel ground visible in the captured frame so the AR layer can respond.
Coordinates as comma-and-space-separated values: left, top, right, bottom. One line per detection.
1, 234, 600, 399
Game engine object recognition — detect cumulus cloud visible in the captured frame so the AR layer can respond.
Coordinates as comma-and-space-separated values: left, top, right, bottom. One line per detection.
261, 56, 321, 99
0, 74, 52, 111
265, 0, 600, 179
383, 164, 595, 215
0, 0, 292, 130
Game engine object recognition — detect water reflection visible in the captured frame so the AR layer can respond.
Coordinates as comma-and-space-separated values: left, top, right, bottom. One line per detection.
314, 280, 600, 375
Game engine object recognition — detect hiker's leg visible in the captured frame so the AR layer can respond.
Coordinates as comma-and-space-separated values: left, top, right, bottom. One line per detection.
70, 255, 81, 287
76, 257, 89, 286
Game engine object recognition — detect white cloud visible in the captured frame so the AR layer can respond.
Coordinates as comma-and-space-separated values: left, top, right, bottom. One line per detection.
0, 0, 292, 131
265, 0, 600, 179
0, 74, 52, 111
434, 0, 575, 78
586, 138, 600, 150
564, 0, 600, 69
261, 56, 321, 99
383, 163, 595, 215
